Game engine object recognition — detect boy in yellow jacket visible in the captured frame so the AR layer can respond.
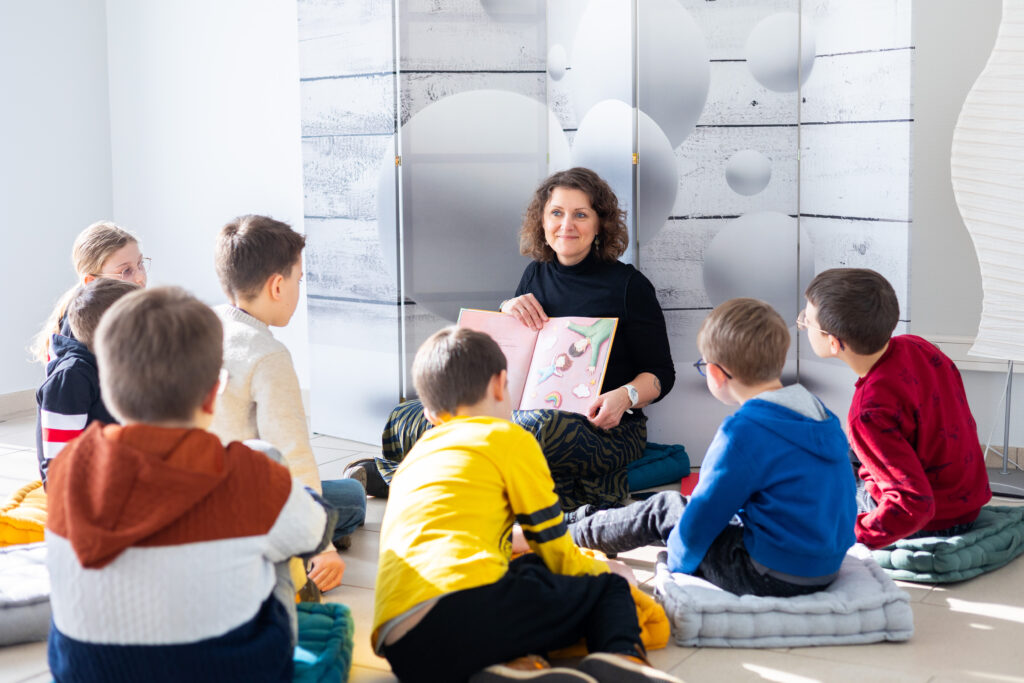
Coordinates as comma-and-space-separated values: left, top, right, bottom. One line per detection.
372, 327, 679, 683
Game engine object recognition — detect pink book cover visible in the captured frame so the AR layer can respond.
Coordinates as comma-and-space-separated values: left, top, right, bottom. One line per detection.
457, 309, 618, 415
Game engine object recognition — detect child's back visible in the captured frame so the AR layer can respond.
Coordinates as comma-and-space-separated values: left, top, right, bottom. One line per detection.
45, 287, 332, 683
375, 415, 603, 638
849, 334, 990, 546
802, 268, 992, 548
46, 423, 325, 682
669, 384, 855, 581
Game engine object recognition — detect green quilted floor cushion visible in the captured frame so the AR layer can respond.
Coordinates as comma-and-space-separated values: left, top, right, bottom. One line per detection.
294, 602, 355, 683
871, 505, 1024, 583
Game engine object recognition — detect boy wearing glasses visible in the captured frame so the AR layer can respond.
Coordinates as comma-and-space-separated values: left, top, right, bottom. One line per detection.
561, 298, 856, 597
801, 268, 990, 549
209, 215, 365, 596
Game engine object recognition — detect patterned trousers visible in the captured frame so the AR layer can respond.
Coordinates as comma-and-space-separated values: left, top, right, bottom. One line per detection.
379, 399, 646, 511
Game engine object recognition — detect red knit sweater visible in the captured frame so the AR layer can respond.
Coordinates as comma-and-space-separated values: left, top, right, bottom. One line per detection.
849, 335, 991, 548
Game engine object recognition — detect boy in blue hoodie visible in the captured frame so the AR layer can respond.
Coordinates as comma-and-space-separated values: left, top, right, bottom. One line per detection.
563, 298, 856, 596
35, 279, 139, 484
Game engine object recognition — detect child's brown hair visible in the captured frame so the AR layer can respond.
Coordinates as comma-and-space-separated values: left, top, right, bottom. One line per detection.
67, 279, 140, 350
804, 268, 898, 355
95, 287, 223, 423
412, 327, 507, 416
697, 298, 789, 385
215, 215, 305, 301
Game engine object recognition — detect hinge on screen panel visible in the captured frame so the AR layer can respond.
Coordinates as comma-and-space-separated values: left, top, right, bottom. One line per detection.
632, 153, 639, 165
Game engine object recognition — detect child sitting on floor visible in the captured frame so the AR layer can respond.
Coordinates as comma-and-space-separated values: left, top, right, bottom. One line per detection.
45, 287, 336, 682
560, 298, 857, 597
209, 214, 365, 595
801, 268, 991, 548
35, 278, 138, 484
373, 326, 679, 683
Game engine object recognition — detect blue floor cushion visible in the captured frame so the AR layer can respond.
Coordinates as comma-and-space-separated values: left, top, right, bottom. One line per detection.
871, 505, 1024, 583
294, 602, 355, 683
628, 442, 689, 492
0, 542, 50, 646
653, 547, 913, 648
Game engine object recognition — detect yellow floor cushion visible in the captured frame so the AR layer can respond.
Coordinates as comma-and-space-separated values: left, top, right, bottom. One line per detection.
0, 481, 47, 547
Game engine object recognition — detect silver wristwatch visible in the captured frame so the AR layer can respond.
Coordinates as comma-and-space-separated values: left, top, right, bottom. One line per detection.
624, 383, 639, 408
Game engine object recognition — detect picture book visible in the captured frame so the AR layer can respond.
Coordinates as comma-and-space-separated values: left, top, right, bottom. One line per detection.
457, 308, 618, 415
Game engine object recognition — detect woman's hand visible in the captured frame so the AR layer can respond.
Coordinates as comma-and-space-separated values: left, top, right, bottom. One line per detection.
586, 386, 632, 430
500, 294, 548, 331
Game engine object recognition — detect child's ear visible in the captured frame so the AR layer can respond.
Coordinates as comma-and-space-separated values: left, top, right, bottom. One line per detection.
83, 274, 96, 285
266, 273, 285, 302
491, 370, 509, 403
199, 380, 220, 416
706, 363, 730, 389
423, 405, 444, 426
827, 334, 844, 356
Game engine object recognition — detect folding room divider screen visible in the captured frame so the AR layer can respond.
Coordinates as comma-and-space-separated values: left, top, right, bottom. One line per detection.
297, 0, 912, 455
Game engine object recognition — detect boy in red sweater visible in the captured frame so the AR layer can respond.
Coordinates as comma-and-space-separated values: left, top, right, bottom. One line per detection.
801, 268, 991, 549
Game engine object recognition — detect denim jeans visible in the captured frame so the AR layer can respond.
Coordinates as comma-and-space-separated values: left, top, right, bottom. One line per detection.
321, 478, 366, 543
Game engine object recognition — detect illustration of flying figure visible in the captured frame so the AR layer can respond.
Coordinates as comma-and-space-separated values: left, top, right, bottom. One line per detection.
567, 318, 615, 372
536, 353, 572, 384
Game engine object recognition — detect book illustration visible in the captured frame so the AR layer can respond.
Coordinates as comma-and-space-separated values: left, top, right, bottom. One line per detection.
544, 391, 563, 409
536, 353, 572, 384
457, 308, 617, 415
567, 318, 616, 372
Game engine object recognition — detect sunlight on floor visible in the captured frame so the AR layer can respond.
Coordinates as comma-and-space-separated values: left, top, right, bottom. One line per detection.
742, 663, 820, 683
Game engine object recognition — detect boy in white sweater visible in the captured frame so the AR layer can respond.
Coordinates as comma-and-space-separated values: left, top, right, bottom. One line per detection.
210, 214, 366, 594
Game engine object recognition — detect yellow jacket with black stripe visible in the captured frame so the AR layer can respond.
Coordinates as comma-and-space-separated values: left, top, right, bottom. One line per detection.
372, 415, 608, 645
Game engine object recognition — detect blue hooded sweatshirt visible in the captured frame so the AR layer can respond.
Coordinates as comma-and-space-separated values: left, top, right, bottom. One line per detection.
667, 392, 857, 578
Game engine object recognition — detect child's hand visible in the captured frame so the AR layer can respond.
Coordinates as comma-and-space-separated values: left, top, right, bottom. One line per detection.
308, 550, 345, 592
605, 559, 637, 585
511, 524, 530, 554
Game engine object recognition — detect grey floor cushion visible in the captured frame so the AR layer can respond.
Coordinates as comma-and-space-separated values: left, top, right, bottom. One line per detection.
653, 547, 913, 648
871, 505, 1024, 583
0, 542, 51, 645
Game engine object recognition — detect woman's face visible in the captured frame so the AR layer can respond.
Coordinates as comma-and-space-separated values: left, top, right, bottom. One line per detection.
542, 186, 599, 266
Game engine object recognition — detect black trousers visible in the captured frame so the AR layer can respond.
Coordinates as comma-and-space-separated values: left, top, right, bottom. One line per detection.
382, 554, 643, 683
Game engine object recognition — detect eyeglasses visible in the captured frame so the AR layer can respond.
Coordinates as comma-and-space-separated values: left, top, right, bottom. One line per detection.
693, 359, 733, 379
796, 309, 828, 335
95, 257, 151, 282
796, 309, 845, 350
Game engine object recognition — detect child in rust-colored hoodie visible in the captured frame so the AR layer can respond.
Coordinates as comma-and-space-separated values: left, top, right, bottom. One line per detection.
45, 287, 335, 683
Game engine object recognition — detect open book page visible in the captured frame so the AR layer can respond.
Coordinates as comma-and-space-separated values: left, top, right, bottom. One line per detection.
457, 309, 539, 407
457, 309, 617, 415
519, 316, 617, 414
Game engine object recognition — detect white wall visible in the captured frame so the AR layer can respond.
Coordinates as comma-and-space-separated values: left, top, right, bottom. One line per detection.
910, 1, 1024, 450
0, 0, 114, 397
911, 0, 999, 338
105, 0, 310, 387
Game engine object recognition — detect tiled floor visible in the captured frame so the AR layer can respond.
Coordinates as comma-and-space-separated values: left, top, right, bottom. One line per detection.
2, 409, 1024, 682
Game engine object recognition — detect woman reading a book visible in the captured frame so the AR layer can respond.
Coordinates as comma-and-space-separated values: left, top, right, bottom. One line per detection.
373, 167, 675, 513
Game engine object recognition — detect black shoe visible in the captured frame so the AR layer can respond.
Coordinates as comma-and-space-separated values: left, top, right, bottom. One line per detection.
578, 653, 681, 683
346, 458, 390, 498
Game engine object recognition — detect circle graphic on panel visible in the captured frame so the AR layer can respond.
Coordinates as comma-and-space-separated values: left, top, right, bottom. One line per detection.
703, 211, 814, 322
571, 99, 678, 250
725, 150, 772, 196
571, 0, 710, 149
548, 44, 568, 81
745, 12, 816, 93
377, 90, 571, 322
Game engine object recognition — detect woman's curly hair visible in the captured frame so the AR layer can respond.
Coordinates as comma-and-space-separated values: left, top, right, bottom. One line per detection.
519, 167, 629, 263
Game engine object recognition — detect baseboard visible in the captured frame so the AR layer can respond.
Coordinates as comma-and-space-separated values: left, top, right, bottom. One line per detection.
0, 389, 35, 420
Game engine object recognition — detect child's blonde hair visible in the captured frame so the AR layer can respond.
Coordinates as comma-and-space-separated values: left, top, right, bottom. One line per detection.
31, 221, 138, 364
697, 298, 790, 385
